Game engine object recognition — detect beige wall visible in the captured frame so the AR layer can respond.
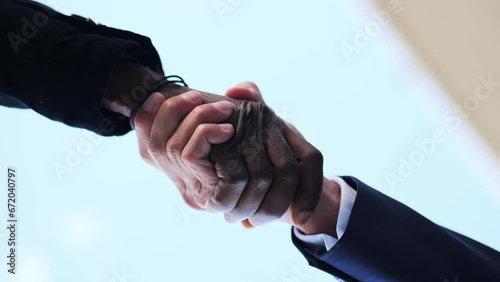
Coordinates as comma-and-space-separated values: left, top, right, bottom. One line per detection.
370, 0, 500, 162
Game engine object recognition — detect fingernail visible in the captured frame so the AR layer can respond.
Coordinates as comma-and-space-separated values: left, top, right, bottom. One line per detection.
215, 101, 233, 114
142, 93, 161, 112
298, 211, 312, 225
219, 124, 233, 133
183, 91, 201, 102
241, 219, 254, 229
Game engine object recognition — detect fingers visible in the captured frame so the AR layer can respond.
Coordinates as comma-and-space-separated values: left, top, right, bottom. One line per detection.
147, 91, 204, 170
208, 130, 250, 213
182, 124, 235, 168
207, 151, 249, 213
241, 219, 254, 229
223, 126, 274, 223
134, 92, 166, 166
225, 81, 264, 102
283, 124, 324, 226
248, 124, 300, 226
138, 91, 205, 209
182, 123, 234, 203
223, 82, 273, 223
168, 102, 241, 211
166, 101, 234, 161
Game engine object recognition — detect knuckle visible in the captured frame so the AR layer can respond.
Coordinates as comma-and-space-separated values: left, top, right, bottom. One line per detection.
226, 173, 248, 190
276, 160, 300, 176
229, 174, 248, 191
223, 160, 247, 179
190, 180, 204, 195
210, 178, 248, 212
163, 96, 183, 110
196, 124, 212, 136
191, 105, 208, 119
277, 161, 300, 186
180, 149, 192, 163
166, 138, 183, 160
147, 140, 165, 159
210, 192, 225, 209
139, 148, 151, 162
254, 169, 273, 191
305, 147, 323, 164
181, 125, 211, 162
209, 190, 233, 212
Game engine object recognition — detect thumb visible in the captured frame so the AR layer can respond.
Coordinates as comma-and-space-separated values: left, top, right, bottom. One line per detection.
225, 81, 264, 102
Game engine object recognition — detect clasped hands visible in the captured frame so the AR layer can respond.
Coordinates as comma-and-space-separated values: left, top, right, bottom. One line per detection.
134, 82, 339, 235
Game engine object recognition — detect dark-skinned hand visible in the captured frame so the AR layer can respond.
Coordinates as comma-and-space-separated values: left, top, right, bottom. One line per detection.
134, 82, 323, 226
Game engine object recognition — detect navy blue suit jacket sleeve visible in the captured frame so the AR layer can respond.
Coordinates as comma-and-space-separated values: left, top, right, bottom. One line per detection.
292, 176, 500, 282
0, 0, 163, 136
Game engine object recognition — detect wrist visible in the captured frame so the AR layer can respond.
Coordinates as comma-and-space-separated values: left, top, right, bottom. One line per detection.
295, 178, 341, 238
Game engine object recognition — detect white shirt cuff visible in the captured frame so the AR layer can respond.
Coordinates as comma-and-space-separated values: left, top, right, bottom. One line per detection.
293, 177, 357, 252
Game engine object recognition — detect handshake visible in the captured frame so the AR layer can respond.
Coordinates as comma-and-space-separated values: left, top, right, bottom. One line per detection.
132, 81, 340, 237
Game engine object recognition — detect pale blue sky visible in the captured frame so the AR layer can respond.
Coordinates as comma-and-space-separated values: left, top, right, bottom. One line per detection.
0, 1, 499, 281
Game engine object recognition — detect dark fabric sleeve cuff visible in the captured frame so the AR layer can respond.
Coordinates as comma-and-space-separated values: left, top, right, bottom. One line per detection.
46, 33, 162, 136
292, 176, 500, 281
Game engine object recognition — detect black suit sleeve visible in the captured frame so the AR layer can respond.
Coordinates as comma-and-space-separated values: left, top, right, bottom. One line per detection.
0, 0, 163, 136
292, 176, 500, 282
